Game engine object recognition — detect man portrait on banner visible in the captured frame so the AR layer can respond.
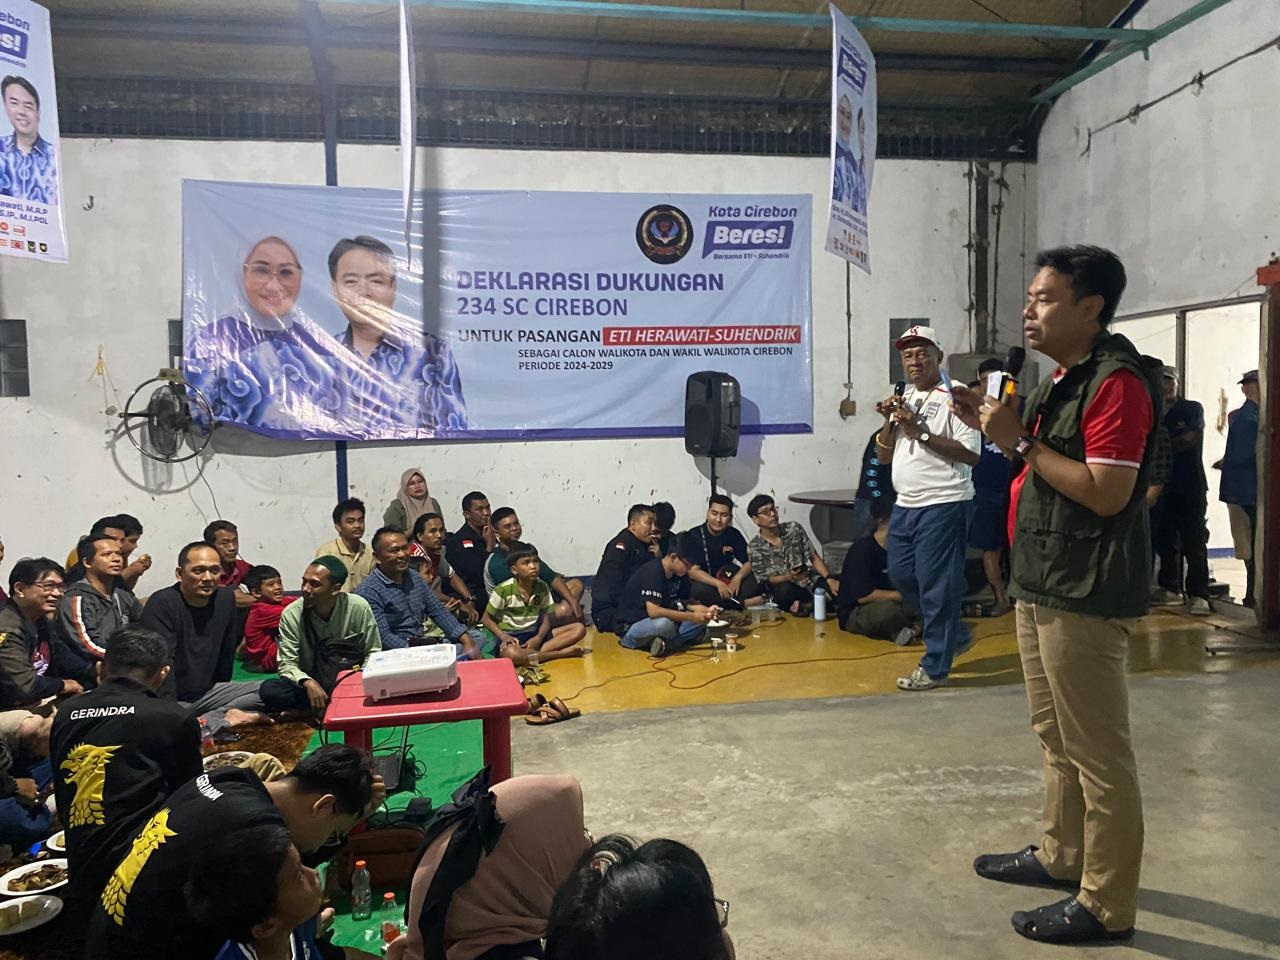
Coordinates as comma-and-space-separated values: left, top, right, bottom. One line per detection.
832, 94, 866, 216
328, 234, 468, 438
0, 75, 58, 205
184, 235, 349, 438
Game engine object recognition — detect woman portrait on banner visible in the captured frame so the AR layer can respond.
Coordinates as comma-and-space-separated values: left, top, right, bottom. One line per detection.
832, 94, 867, 217
328, 234, 468, 437
185, 235, 348, 437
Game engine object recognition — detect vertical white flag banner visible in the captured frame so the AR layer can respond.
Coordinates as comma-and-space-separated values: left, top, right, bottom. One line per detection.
0, 0, 67, 263
824, 3, 876, 273
399, 0, 416, 248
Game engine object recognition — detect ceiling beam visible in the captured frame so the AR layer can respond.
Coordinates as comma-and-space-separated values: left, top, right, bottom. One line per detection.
1032, 0, 1236, 102
326, 0, 1158, 43
52, 15, 1068, 75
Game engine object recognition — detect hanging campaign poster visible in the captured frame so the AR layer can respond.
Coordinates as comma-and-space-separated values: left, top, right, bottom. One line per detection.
182, 181, 812, 442
824, 3, 876, 273
0, 0, 65, 263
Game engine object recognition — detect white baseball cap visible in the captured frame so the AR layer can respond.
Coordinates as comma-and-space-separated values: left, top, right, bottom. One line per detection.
894, 324, 941, 350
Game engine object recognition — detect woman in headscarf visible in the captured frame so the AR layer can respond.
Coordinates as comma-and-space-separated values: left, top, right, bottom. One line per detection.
185, 235, 347, 439
383, 468, 443, 533
388, 772, 588, 960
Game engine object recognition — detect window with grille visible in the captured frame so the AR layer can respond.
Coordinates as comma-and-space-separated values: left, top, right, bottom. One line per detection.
0, 319, 29, 397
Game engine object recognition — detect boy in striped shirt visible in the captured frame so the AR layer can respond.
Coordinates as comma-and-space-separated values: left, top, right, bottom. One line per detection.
482, 543, 585, 665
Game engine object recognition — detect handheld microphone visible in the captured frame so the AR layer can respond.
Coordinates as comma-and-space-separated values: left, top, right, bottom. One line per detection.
893, 380, 906, 398
997, 347, 1026, 405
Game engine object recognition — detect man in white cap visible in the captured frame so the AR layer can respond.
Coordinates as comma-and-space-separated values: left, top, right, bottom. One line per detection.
874, 325, 981, 691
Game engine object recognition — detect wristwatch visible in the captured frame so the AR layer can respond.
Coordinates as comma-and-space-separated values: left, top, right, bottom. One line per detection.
918, 430, 931, 444
1014, 435, 1036, 456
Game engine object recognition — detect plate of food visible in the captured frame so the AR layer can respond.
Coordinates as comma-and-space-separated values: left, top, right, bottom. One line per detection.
44, 830, 65, 853
203, 750, 253, 771
0, 894, 62, 936
0, 859, 68, 896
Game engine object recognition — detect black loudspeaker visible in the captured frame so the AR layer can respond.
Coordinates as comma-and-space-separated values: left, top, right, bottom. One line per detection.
684, 371, 741, 458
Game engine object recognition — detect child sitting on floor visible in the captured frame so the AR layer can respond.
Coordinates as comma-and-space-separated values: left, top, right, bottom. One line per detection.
241, 564, 286, 673
482, 542, 586, 665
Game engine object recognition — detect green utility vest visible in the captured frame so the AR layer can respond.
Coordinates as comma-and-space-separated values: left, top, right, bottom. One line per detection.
1009, 332, 1162, 620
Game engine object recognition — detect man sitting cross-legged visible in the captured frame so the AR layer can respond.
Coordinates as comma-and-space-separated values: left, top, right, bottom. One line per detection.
589, 504, 655, 636
410, 512, 479, 625
482, 542, 586, 665
138, 543, 270, 737
356, 528, 484, 658
57, 534, 144, 665
484, 508, 584, 627
746, 494, 839, 616
445, 491, 499, 610
614, 546, 720, 658
260, 557, 381, 717
836, 497, 921, 644
678, 494, 765, 610
50, 626, 203, 912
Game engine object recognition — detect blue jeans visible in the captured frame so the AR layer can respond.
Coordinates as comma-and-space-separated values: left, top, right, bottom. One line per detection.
619, 617, 706, 652
888, 501, 971, 679
0, 757, 53, 849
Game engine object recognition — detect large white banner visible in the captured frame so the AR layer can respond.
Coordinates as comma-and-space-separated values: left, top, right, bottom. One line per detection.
824, 3, 876, 273
0, 0, 66, 263
183, 181, 813, 441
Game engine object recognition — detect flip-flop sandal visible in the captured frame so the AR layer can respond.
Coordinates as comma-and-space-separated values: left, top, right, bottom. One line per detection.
525, 698, 581, 726
525, 694, 548, 716
548, 697, 581, 720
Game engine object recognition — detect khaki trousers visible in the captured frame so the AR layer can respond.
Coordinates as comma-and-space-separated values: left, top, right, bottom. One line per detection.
1015, 601, 1144, 931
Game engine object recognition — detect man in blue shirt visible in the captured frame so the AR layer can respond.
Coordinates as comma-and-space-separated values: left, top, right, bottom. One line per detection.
356, 528, 482, 657
1154, 367, 1211, 615
0, 75, 58, 205
1213, 369, 1260, 606
328, 235, 467, 438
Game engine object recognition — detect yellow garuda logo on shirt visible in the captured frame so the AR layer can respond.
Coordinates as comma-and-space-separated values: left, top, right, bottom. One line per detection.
60, 743, 120, 827
101, 807, 177, 925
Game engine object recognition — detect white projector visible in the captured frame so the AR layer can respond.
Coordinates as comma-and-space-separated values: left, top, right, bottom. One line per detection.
361, 645, 459, 701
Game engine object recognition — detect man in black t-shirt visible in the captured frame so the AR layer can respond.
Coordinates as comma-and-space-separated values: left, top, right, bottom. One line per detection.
677, 494, 765, 608
50, 626, 202, 909
837, 498, 919, 643
87, 743, 381, 960
445, 491, 499, 609
614, 547, 718, 657
590, 503, 656, 635
138, 543, 268, 735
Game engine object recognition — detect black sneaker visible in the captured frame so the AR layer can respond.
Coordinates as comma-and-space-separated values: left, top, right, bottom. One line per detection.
1011, 896, 1134, 944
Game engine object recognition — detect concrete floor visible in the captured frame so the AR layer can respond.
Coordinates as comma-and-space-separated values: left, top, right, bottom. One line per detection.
512, 666, 1280, 959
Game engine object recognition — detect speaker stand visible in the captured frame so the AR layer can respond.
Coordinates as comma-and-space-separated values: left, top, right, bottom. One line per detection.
709, 457, 717, 497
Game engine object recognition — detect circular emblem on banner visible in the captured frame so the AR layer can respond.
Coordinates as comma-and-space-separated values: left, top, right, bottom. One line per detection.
636, 205, 693, 264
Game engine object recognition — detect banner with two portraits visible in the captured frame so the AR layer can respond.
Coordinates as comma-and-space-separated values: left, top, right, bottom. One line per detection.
182, 180, 813, 442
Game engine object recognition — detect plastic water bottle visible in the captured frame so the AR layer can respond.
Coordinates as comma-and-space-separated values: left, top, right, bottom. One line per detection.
813, 586, 827, 622
351, 860, 372, 920
380, 891, 403, 948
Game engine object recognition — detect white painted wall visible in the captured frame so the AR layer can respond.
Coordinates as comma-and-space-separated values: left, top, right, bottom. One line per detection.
1037, 0, 1278, 314
0, 139, 1032, 585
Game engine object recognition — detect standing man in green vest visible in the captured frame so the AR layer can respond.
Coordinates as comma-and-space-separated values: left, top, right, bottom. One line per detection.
951, 246, 1159, 945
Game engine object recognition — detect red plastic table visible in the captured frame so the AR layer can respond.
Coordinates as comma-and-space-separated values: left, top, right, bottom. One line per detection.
323, 658, 528, 782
